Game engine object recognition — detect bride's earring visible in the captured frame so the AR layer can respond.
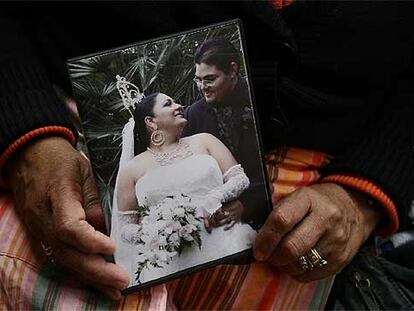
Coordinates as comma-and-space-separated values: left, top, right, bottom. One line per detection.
151, 129, 165, 146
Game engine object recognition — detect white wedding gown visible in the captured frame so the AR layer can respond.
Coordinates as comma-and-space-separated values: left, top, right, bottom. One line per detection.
114, 154, 256, 287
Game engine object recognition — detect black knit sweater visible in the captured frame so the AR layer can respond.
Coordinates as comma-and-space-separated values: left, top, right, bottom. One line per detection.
0, 17, 77, 153
0, 2, 413, 229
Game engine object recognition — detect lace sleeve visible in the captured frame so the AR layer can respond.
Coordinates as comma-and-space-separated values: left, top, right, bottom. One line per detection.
204, 164, 250, 214
117, 210, 141, 244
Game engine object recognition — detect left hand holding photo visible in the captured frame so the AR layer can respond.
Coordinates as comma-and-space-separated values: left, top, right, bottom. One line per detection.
5, 136, 130, 300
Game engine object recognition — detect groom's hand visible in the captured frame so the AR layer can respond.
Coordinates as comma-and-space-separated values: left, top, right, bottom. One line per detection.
5, 136, 129, 300
209, 200, 244, 230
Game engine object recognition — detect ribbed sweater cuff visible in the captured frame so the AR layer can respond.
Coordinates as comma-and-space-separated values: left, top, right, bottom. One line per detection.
0, 126, 76, 189
0, 35, 78, 189
322, 90, 413, 230
322, 174, 399, 236
271, 0, 294, 9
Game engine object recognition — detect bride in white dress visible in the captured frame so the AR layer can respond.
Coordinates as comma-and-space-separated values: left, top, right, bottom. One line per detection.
111, 92, 256, 287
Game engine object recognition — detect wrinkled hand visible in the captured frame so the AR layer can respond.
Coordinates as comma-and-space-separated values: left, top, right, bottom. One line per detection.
253, 183, 383, 282
206, 200, 244, 232
5, 137, 129, 300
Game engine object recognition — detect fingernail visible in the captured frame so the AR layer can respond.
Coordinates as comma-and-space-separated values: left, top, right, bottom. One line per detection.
116, 278, 129, 289
254, 249, 265, 261
107, 289, 123, 301
114, 267, 130, 288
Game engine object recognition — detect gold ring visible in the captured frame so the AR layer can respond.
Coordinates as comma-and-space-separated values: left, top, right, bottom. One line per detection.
298, 248, 328, 271
298, 255, 311, 271
41, 242, 55, 263
307, 248, 323, 267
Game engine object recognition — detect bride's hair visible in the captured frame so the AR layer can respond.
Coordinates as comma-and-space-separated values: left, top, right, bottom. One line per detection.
133, 92, 160, 155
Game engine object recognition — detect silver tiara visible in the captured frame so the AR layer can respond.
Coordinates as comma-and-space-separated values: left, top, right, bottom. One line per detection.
116, 75, 145, 112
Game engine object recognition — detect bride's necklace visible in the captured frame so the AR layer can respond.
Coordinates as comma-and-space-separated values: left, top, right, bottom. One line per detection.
147, 139, 193, 166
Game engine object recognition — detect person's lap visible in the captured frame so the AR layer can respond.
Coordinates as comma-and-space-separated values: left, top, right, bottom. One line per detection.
0, 147, 334, 310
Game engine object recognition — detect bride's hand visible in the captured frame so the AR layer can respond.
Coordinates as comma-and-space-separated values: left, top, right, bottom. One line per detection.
203, 209, 212, 233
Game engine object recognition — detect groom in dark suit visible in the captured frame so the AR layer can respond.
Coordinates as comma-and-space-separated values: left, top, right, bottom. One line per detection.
183, 38, 269, 230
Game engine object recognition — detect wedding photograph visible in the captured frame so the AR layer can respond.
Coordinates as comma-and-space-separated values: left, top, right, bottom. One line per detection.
3, 2, 412, 308
68, 20, 271, 289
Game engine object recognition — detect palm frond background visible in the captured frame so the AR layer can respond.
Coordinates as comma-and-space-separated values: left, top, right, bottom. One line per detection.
68, 22, 244, 216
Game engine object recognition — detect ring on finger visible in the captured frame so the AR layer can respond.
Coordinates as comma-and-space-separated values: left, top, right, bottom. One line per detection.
298, 255, 311, 271
209, 212, 218, 222
298, 248, 327, 271
41, 241, 55, 264
307, 247, 327, 269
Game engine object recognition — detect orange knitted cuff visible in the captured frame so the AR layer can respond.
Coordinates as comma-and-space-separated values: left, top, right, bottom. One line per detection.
322, 174, 399, 236
271, 0, 294, 9
0, 126, 76, 189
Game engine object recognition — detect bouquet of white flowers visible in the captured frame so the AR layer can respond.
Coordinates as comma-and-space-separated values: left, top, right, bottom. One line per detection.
133, 194, 202, 282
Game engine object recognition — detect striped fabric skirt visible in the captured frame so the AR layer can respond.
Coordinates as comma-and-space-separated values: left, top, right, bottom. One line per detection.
0, 147, 333, 310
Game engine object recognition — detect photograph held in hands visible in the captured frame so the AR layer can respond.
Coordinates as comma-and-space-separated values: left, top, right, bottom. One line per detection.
68, 20, 271, 291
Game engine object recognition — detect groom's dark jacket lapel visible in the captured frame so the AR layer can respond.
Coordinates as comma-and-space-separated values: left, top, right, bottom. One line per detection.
183, 78, 269, 229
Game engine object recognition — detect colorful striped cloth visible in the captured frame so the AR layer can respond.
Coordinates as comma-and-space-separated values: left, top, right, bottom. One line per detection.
0, 147, 333, 310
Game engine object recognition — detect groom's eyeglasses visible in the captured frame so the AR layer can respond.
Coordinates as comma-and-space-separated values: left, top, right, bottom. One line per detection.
193, 75, 219, 88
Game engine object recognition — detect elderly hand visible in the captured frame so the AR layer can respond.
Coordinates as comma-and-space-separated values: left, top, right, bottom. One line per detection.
5, 137, 129, 300
253, 183, 383, 282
